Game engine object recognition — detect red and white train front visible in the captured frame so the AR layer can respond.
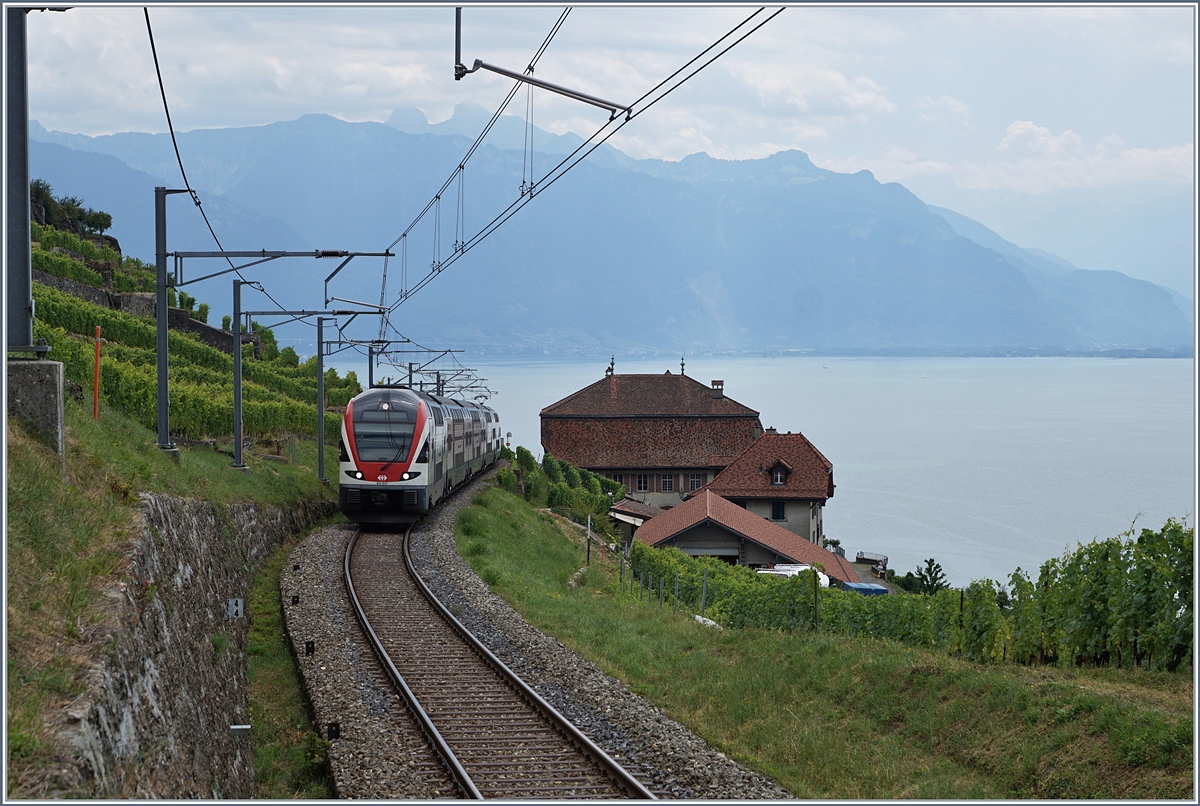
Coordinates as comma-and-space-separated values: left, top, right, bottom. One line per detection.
338, 387, 430, 523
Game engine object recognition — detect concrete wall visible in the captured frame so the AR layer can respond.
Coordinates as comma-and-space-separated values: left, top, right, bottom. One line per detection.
53, 493, 335, 797
7, 359, 64, 454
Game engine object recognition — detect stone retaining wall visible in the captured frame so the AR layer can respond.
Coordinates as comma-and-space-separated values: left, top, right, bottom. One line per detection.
57, 493, 335, 797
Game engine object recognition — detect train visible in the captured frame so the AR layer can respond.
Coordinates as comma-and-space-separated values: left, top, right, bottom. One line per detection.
338, 385, 502, 524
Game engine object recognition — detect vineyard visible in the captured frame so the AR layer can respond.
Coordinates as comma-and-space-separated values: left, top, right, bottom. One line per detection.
626, 518, 1192, 672
30, 267, 359, 443
496, 447, 626, 539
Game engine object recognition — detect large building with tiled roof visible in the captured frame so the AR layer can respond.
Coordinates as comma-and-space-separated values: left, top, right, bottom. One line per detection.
696, 429, 834, 545
633, 490, 859, 583
541, 369, 763, 509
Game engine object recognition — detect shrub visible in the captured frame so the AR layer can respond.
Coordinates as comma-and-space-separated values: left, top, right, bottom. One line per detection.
515, 446, 537, 474
496, 468, 519, 495
543, 455, 564, 484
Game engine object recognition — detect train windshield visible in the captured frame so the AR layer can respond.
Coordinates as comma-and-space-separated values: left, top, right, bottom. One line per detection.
352, 391, 418, 463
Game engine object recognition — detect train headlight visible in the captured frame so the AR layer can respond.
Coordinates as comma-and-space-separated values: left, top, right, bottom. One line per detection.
354, 471, 363, 479
401, 472, 410, 480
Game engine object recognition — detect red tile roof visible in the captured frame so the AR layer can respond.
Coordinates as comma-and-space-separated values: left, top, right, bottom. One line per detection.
633, 491, 859, 584
702, 432, 834, 501
541, 372, 760, 418
542, 417, 760, 470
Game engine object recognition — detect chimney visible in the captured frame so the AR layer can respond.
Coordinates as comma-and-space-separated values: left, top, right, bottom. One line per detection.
765, 426, 778, 435
711, 380, 724, 399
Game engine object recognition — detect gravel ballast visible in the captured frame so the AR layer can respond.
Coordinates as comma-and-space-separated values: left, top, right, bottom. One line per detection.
284, 474, 792, 798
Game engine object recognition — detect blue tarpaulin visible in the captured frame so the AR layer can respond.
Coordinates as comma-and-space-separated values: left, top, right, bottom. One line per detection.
842, 582, 889, 596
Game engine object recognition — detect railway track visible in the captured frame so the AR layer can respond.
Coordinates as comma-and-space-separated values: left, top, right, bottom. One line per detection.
345, 524, 656, 799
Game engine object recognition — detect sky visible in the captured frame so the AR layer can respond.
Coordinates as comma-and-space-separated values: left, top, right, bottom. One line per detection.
19, 2, 1199, 296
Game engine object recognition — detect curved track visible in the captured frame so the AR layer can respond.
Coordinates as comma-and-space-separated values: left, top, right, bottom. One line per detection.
345, 525, 655, 800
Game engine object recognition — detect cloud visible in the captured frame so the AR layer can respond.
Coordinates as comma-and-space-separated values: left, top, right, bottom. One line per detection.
960, 121, 1193, 193
814, 146, 952, 182
730, 62, 897, 120
915, 94, 973, 130
997, 120, 1085, 158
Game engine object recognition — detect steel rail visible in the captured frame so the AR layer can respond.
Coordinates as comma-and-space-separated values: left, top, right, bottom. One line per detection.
400, 522, 656, 799
343, 526, 484, 800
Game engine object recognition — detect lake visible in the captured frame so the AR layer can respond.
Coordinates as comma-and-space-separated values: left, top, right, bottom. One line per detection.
333, 354, 1195, 587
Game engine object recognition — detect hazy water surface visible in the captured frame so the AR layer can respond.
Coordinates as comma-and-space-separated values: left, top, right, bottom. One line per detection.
338, 355, 1195, 586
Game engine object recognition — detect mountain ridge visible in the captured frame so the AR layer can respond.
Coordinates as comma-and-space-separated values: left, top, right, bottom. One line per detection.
29, 112, 1193, 355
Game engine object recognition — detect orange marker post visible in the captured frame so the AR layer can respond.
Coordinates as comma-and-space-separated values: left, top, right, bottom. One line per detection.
93, 326, 101, 419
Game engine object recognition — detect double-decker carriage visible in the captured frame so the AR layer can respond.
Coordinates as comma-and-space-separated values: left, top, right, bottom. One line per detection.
338, 386, 502, 524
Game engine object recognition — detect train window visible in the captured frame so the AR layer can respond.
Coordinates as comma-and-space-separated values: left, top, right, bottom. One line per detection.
430, 406, 443, 426
352, 393, 417, 462
416, 439, 429, 464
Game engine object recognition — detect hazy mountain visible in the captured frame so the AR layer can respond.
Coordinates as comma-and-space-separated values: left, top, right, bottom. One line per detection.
930, 204, 1194, 336
30, 140, 305, 261
29, 113, 1192, 355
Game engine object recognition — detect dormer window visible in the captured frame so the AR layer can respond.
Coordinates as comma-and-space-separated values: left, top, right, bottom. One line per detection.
772, 469, 785, 485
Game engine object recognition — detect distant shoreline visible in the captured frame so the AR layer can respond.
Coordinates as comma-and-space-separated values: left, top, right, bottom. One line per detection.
426, 346, 1196, 361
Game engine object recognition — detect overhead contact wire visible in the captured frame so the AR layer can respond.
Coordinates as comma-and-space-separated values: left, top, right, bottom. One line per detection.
144, 7, 309, 326
388, 6, 783, 309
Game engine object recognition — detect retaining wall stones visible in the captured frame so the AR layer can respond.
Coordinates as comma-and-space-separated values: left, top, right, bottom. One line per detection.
52, 492, 335, 798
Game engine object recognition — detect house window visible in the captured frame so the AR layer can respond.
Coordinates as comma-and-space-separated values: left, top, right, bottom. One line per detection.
610, 473, 623, 484
661, 474, 674, 492
771, 501, 786, 520
636, 474, 649, 492
772, 469, 786, 485
689, 473, 703, 491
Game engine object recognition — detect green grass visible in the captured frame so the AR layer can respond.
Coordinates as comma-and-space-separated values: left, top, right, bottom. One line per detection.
247, 538, 332, 798
6, 398, 337, 795
455, 485, 1194, 799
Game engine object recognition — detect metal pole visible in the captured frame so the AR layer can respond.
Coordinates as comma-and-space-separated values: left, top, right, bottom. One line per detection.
813, 569, 820, 632
317, 317, 326, 481
155, 187, 171, 447
368, 345, 374, 389
93, 326, 100, 419
232, 279, 245, 467
586, 514, 591, 565
6, 8, 32, 349
454, 7, 464, 79
153, 187, 186, 447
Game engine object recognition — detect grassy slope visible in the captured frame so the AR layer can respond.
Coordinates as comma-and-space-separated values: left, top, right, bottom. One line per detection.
456, 485, 1194, 799
5, 397, 336, 795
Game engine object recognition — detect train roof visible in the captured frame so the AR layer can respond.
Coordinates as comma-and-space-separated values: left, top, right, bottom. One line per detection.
364, 385, 494, 413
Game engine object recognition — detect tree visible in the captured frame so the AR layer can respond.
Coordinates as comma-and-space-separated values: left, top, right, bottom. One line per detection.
916, 558, 950, 594
251, 320, 279, 360
277, 346, 300, 367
